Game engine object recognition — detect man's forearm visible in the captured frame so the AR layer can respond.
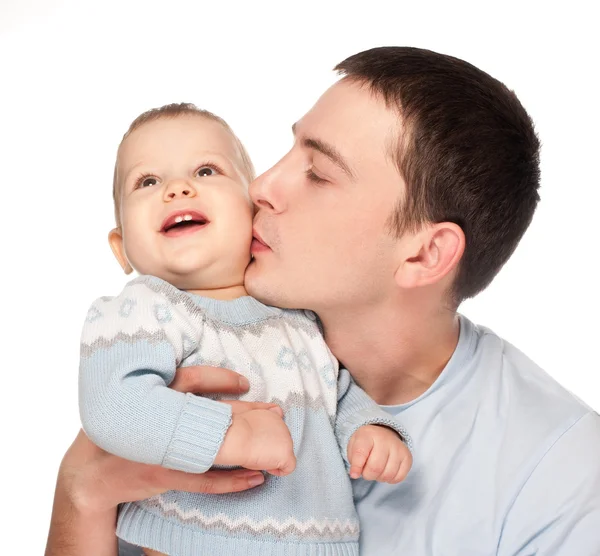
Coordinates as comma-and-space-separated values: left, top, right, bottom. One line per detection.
45, 370, 261, 556
45, 475, 118, 556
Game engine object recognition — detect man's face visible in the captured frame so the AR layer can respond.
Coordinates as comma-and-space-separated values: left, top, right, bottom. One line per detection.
246, 79, 407, 312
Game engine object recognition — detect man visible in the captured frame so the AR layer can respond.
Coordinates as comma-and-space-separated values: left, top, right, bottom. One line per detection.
46, 47, 600, 555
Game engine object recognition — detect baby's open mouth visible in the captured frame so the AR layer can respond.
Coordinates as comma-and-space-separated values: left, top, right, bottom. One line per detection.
161, 210, 210, 236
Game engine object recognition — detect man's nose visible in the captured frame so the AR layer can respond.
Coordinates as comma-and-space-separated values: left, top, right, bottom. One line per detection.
163, 179, 197, 201
249, 163, 287, 214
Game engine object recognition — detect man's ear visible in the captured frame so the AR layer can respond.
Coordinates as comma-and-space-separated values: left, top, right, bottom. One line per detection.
394, 222, 465, 290
108, 228, 133, 274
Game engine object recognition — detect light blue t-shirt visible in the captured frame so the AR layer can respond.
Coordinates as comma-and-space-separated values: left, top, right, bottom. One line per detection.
120, 315, 600, 555
353, 315, 600, 555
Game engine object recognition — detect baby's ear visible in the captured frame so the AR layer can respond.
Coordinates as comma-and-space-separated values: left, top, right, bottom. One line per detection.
108, 228, 133, 274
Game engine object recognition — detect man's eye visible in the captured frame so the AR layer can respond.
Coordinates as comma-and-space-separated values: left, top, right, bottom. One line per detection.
137, 176, 159, 188
305, 169, 328, 185
196, 166, 217, 177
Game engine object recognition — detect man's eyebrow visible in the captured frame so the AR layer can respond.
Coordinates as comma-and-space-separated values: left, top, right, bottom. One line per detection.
292, 123, 355, 180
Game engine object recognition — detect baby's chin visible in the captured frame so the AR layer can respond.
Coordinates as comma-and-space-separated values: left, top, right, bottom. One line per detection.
133, 253, 249, 292
161, 270, 212, 292
131, 264, 206, 291
161, 266, 248, 294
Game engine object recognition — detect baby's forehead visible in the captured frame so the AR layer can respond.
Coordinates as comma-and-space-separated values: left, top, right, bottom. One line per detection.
115, 114, 251, 185
120, 115, 238, 158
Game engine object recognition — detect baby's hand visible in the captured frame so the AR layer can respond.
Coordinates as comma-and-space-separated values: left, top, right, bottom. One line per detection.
215, 401, 296, 477
347, 425, 412, 483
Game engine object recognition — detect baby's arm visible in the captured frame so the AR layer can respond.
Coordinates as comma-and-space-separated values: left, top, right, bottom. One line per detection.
78, 279, 232, 474
334, 368, 412, 483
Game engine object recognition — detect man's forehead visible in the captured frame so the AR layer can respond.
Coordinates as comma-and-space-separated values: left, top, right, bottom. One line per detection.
296, 79, 402, 166
303, 80, 397, 133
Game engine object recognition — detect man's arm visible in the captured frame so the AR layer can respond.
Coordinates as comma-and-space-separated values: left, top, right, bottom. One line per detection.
45, 366, 269, 556
497, 411, 600, 555
45, 433, 119, 556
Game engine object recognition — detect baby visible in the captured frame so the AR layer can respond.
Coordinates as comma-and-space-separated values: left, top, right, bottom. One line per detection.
78, 103, 412, 556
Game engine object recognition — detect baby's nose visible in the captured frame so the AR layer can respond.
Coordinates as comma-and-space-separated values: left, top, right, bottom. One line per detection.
164, 179, 196, 200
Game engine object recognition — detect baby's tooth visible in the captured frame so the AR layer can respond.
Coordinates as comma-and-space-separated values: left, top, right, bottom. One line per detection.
184, 215, 193, 221
175, 216, 183, 223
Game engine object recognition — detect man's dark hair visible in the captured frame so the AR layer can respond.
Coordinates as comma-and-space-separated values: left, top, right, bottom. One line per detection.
335, 47, 541, 305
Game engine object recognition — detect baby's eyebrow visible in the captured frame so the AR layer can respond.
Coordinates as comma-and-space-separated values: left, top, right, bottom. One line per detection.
291, 123, 356, 180
194, 151, 232, 164
121, 161, 147, 183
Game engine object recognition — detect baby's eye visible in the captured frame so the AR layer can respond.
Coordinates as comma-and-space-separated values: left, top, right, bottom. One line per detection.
138, 176, 158, 188
196, 166, 218, 177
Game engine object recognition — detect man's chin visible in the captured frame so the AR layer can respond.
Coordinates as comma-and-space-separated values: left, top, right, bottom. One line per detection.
244, 268, 272, 304
245, 263, 290, 308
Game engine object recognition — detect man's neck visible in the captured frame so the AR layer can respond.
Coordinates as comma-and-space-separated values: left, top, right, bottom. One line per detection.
321, 297, 460, 406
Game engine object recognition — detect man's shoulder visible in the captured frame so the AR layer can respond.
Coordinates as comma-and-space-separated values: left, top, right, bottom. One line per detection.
480, 320, 591, 405
470, 317, 594, 450
453, 318, 598, 548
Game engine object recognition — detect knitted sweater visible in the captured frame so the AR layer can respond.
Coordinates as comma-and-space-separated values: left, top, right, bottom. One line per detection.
79, 275, 410, 556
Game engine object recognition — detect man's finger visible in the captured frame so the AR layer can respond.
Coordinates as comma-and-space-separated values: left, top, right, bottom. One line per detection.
220, 400, 284, 416
170, 366, 250, 395
159, 468, 265, 494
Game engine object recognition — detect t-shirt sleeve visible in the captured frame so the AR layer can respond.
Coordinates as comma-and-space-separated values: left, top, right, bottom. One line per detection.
497, 411, 600, 556
78, 280, 232, 473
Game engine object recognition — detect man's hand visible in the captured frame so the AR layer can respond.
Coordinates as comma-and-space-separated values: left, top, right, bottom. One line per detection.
45, 365, 273, 556
347, 425, 412, 483
64, 428, 268, 515
68, 367, 278, 512
215, 401, 296, 476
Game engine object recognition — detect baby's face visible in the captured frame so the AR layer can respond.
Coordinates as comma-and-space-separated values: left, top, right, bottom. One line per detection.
114, 115, 253, 291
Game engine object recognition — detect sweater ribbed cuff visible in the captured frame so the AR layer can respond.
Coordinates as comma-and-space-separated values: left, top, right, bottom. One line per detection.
162, 393, 232, 473
337, 387, 413, 464
340, 410, 413, 455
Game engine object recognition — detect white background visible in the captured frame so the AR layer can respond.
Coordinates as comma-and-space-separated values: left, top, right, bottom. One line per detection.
1, 0, 598, 552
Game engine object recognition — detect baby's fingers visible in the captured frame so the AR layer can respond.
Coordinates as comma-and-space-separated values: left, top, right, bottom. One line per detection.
392, 450, 413, 484
348, 434, 374, 479
362, 445, 390, 482
377, 447, 403, 484
378, 442, 412, 484
266, 453, 297, 477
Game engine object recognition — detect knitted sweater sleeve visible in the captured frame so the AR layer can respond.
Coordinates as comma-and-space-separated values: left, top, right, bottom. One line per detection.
78, 279, 232, 473
334, 367, 412, 467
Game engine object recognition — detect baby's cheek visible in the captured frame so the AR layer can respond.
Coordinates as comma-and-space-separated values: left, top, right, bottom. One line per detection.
124, 232, 157, 274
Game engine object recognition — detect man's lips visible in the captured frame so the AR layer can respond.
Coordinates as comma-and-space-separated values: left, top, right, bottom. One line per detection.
251, 228, 270, 254
160, 209, 210, 236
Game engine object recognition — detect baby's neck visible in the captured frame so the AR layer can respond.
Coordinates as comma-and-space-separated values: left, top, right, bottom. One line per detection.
186, 284, 249, 300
